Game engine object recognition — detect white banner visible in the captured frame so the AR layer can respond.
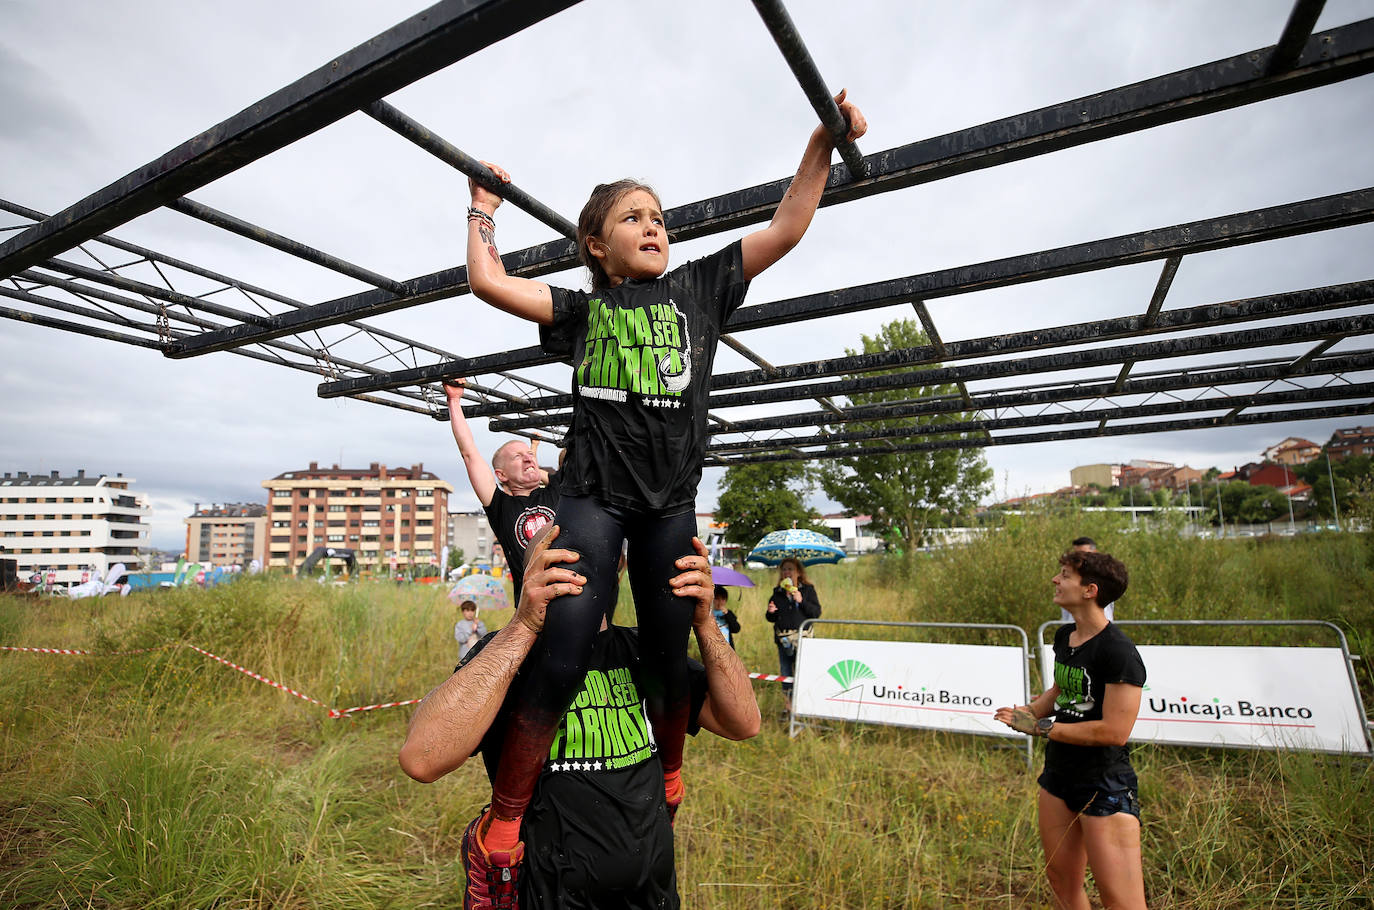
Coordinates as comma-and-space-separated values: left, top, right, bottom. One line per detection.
1039, 644, 1370, 755
794, 637, 1027, 738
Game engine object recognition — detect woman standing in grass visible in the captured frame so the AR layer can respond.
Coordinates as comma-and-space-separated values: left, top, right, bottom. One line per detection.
995, 549, 1147, 910
765, 557, 822, 712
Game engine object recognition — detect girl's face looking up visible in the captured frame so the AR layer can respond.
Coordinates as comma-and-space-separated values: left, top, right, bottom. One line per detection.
589, 189, 669, 286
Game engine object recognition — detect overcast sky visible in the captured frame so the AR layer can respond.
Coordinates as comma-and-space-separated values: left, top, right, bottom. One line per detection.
2, 0, 1372, 550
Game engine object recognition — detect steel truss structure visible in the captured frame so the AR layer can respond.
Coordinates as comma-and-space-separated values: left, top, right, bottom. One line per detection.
2, 0, 1371, 465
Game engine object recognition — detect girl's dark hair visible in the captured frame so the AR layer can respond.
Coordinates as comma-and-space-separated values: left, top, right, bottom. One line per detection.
778, 557, 811, 588
713, 584, 730, 602
576, 179, 662, 290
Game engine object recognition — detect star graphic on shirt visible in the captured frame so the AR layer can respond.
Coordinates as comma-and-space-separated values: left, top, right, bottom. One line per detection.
591, 760, 603, 771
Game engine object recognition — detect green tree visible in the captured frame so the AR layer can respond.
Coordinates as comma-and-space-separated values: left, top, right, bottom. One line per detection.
1237, 485, 1284, 526
446, 547, 466, 571
714, 461, 822, 548
817, 318, 993, 549
1297, 452, 1371, 520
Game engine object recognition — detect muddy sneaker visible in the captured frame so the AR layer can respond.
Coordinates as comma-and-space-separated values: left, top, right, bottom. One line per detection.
462, 810, 524, 910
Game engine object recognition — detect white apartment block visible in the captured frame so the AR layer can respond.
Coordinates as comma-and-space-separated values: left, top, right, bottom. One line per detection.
261, 462, 453, 574
448, 509, 496, 567
0, 469, 150, 585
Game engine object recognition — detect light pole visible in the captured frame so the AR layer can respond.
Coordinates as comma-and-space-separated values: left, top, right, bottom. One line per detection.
1214, 475, 1226, 539
1284, 465, 1296, 533
1326, 450, 1342, 531
1183, 481, 1193, 537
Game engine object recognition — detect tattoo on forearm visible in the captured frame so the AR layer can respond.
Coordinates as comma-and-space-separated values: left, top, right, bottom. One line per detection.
478, 223, 500, 265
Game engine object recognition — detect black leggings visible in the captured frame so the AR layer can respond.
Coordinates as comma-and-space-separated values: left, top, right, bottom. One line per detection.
491, 495, 697, 821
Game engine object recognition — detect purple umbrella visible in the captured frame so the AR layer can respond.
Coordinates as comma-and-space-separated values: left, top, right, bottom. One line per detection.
711, 566, 755, 588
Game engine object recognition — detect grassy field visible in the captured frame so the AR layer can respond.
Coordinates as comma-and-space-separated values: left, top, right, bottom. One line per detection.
2, 512, 1371, 908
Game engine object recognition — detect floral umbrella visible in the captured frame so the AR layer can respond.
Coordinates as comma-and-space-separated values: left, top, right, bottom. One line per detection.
746, 528, 846, 566
448, 574, 511, 610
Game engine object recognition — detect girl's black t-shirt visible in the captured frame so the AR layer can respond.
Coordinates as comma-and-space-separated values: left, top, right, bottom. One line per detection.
540, 241, 750, 514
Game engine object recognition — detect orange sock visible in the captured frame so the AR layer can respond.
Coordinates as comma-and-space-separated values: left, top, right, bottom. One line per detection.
483, 813, 523, 854
663, 769, 685, 806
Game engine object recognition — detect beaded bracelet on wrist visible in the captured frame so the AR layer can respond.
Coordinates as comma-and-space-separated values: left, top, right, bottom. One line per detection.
466, 207, 495, 226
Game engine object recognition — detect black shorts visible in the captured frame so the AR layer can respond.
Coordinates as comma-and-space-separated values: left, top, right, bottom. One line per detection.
1038, 768, 1141, 820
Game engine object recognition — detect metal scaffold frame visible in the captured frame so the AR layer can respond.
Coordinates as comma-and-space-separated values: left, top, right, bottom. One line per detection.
2, 0, 1371, 458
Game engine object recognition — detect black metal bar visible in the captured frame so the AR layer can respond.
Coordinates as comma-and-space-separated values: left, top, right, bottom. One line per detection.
321, 344, 553, 397
35, 257, 273, 325
165, 19, 1374, 359
699, 314, 1374, 413
463, 281, 1374, 418
749, 0, 867, 178
719, 335, 778, 374
719, 403, 1374, 465
165, 197, 408, 295
0, 197, 460, 362
911, 301, 945, 356
316, 194, 1374, 399
365, 100, 577, 238
1108, 254, 1184, 416
1269, 0, 1329, 74
0, 302, 163, 348
1, 285, 149, 332
10, 271, 434, 401
487, 349, 1374, 434
707, 381, 1374, 455
507, 311, 1374, 419
723, 189, 1374, 333
1287, 337, 1341, 371
0, 0, 584, 279
165, 241, 576, 358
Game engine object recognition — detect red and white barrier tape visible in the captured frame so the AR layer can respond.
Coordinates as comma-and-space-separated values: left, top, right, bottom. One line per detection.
5, 641, 793, 714
334, 698, 423, 717
1, 644, 172, 656
4, 641, 411, 718
183, 643, 335, 712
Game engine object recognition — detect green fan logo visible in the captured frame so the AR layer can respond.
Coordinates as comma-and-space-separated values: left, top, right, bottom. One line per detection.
827, 659, 877, 693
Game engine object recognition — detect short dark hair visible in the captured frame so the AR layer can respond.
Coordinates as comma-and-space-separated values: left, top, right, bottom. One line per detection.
460, 600, 477, 611
713, 584, 729, 602
1071, 536, 1098, 549
1059, 549, 1128, 607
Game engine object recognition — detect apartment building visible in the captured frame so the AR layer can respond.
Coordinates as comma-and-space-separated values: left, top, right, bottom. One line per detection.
1072, 461, 1199, 492
1326, 425, 1374, 461
184, 502, 267, 568
0, 469, 150, 585
261, 462, 452, 574
1262, 436, 1321, 466
448, 509, 495, 567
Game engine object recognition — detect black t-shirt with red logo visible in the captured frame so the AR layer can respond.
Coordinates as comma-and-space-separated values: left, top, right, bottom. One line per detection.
483, 476, 561, 601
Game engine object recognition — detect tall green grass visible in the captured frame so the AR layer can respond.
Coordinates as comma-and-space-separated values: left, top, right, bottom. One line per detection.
2, 518, 1370, 908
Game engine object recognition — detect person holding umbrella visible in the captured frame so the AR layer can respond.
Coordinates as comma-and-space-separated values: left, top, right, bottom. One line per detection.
765, 557, 822, 711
